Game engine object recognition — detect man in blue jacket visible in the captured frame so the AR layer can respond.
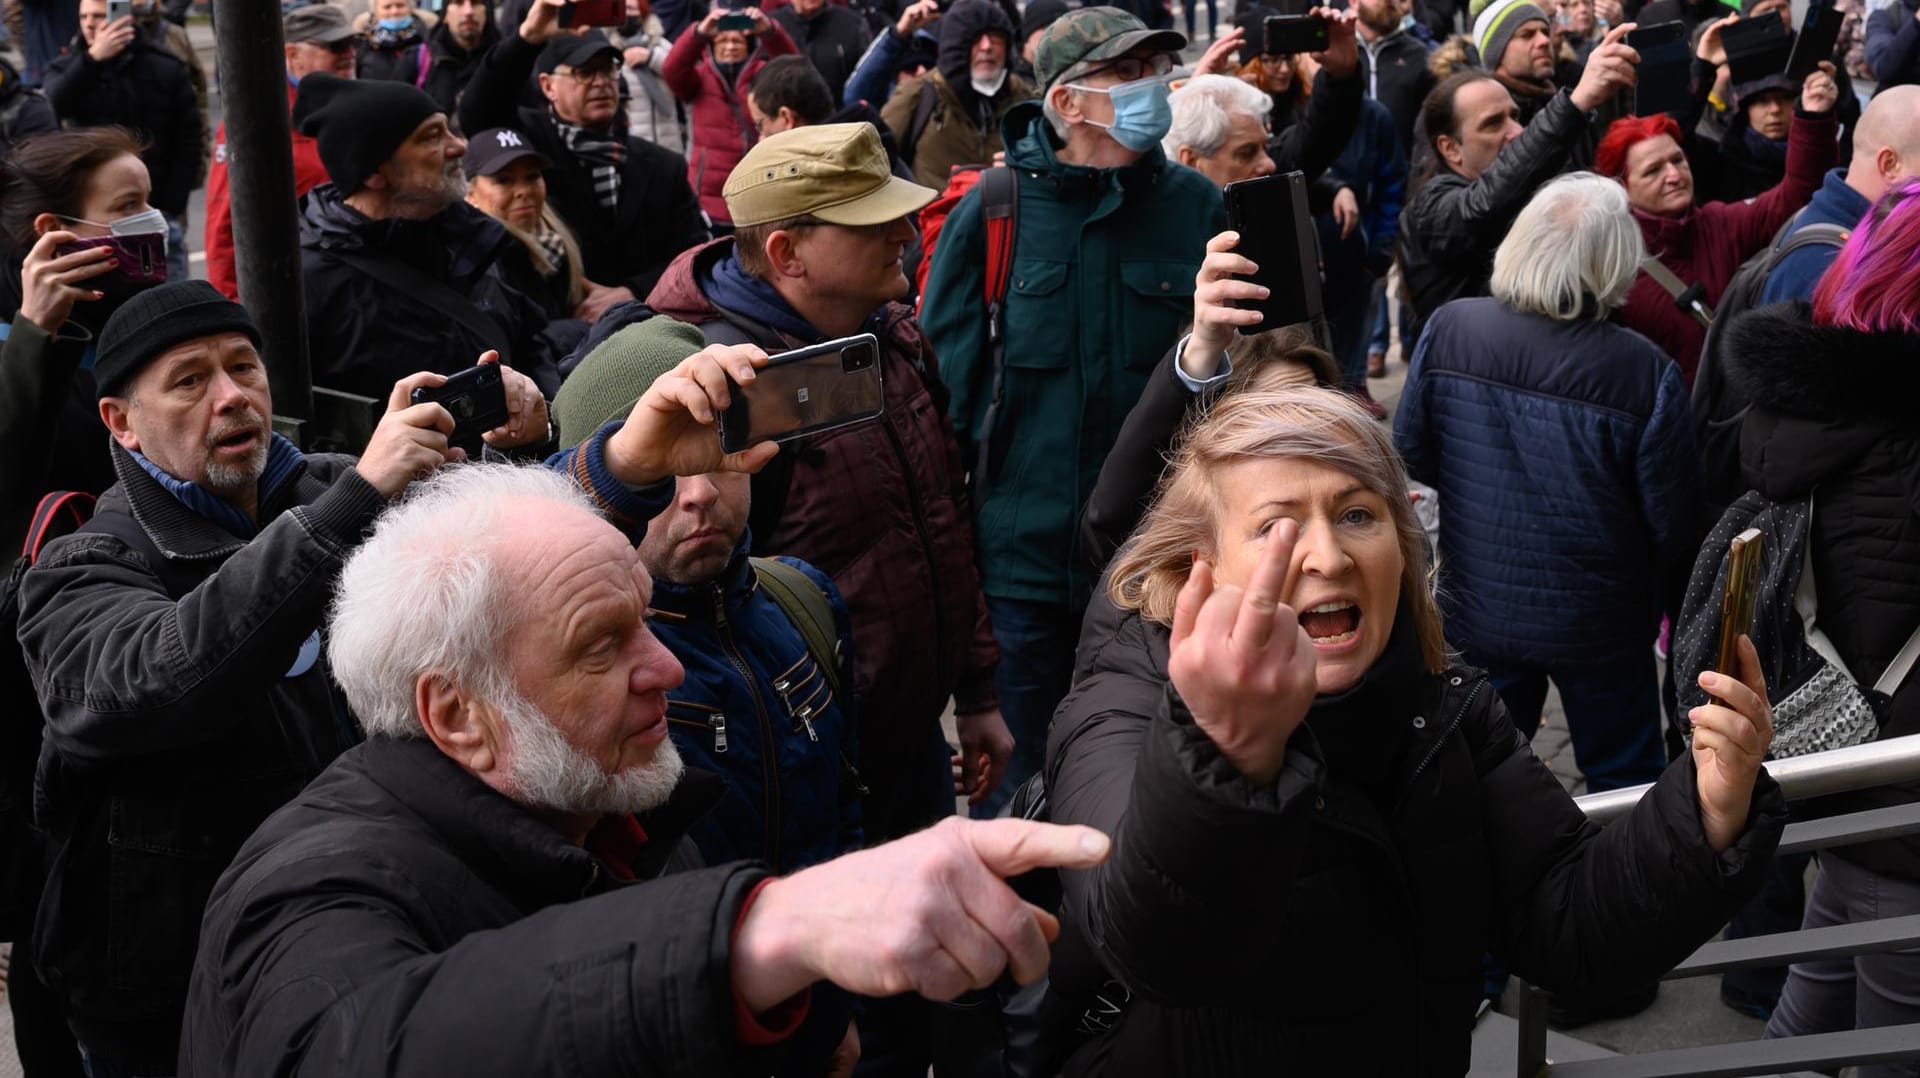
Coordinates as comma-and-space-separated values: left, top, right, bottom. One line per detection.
1395, 173, 1699, 794
1866, 0, 1920, 91
1759, 86, 1920, 303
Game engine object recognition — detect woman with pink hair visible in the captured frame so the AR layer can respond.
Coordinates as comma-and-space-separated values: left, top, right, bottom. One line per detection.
1721, 180, 1920, 1062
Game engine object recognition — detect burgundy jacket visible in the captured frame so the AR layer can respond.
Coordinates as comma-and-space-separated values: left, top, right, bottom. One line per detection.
648, 240, 999, 808
661, 23, 798, 224
1618, 108, 1835, 385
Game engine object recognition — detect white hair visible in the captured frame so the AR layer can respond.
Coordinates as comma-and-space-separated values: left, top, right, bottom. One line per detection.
1163, 74, 1273, 160
327, 463, 598, 740
1490, 172, 1645, 321
1043, 84, 1073, 139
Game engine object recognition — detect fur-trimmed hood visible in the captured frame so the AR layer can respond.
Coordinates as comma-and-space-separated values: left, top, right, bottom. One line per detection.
1726, 301, 1920, 424
1728, 301, 1920, 498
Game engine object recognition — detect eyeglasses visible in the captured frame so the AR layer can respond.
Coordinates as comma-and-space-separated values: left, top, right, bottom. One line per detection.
555, 65, 621, 84
1083, 53, 1174, 82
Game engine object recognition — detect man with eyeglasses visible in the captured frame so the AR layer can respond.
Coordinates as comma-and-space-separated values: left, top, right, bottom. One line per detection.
203, 3, 355, 300
459, 0, 709, 318
920, 6, 1227, 818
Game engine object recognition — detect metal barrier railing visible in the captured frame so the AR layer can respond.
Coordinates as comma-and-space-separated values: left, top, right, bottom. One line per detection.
1506, 733, 1920, 1078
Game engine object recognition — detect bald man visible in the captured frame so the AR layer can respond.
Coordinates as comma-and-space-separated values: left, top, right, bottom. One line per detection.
1759, 84, 1920, 303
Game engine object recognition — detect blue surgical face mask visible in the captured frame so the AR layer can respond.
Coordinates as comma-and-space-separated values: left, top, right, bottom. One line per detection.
377, 15, 414, 30
1067, 75, 1174, 152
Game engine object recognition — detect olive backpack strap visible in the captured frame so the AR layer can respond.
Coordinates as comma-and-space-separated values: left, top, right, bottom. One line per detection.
748, 556, 842, 699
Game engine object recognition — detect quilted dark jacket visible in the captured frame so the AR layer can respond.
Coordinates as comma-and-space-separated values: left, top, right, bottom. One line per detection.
1046, 589, 1786, 1076
1395, 297, 1701, 668
1729, 302, 1920, 881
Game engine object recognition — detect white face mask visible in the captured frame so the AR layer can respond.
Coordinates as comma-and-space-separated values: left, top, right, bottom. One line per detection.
970, 67, 1008, 97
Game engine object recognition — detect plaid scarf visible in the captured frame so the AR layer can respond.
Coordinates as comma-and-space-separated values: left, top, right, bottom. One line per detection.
554, 114, 623, 211
531, 217, 569, 278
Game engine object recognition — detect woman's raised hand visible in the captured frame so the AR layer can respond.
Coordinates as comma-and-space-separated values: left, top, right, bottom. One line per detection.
1167, 518, 1317, 785
1181, 230, 1266, 380
1689, 635, 1774, 852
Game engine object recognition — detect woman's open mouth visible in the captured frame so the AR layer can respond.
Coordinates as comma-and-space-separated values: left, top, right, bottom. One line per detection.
1300, 601, 1361, 646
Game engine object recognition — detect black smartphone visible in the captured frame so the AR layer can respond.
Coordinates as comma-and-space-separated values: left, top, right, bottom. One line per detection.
1263, 14, 1329, 55
411, 364, 509, 447
718, 334, 885, 453
1723, 13, 1793, 85
1221, 171, 1323, 335
558, 0, 626, 28
1713, 528, 1764, 703
1787, 1, 1844, 80
1625, 20, 1688, 116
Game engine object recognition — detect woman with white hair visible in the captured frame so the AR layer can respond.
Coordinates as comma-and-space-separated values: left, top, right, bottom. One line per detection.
1394, 172, 1702, 796
1045, 380, 1783, 1075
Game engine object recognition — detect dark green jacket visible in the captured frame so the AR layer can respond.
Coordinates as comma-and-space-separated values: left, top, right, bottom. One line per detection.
922, 101, 1226, 608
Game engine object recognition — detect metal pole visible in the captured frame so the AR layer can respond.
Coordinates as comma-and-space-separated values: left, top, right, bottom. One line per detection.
1575, 734, 1920, 824
212, 0, 311, 426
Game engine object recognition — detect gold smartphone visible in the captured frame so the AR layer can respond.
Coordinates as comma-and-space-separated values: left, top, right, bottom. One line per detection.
1713, 528, 1764, 703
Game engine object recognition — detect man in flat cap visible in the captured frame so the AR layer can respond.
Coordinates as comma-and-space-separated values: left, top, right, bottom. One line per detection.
13, 280, 551, 1076
458, 0, 708, 317
294, 72, 565, 401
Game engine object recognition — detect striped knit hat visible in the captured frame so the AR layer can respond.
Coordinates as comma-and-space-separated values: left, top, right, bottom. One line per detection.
1470, 0, 1550, 71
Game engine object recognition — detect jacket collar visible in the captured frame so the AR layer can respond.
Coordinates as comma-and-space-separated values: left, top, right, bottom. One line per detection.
1806, 167, 1872, 227
299, 183, 512, 292
103, 438, 321, 561
1632, 203, 1697, 256
645, 539, 759, 625
1002, 100, 1172, 192
125, 433, 305, 541
353, 738, 727, 902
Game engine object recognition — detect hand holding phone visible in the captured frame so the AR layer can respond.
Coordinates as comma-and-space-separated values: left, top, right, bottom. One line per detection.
718, 334, 885, 453
603, 344, 783, 487
1220, 171, 1322, 335
1712, 528, 1764, 704
1262, 13, 1329, 54
410, 363, 508, 448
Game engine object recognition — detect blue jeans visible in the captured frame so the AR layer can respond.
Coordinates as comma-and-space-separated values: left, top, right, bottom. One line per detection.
1325, 261, 1376, 390
1368, 277, 1412, 356
1463, 651, 1666, 791
164, 212, 188, 284
1182, 0, 1217, 39
972, 596, 1082, 819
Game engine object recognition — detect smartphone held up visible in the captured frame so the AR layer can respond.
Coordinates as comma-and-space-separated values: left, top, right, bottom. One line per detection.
717, 334, 886, 454
1713, 528, 1764, 702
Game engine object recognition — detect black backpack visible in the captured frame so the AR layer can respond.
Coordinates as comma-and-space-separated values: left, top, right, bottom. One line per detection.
1690, 219, 1848, 518
1, 492, 95, 932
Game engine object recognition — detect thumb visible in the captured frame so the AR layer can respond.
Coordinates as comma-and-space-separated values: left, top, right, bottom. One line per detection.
965, 818, 1111, 878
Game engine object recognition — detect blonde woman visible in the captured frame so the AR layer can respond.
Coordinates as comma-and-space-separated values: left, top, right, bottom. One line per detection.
1044, 384, 1787, 1076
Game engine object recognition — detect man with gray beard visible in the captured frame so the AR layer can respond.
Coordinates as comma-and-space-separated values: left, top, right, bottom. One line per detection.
178, 461, 1114, 1077
12, 280, 556, 1074
293, 73, 566, 401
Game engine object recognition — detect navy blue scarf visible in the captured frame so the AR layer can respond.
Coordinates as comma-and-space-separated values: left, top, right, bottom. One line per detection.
130, 432, 305, 539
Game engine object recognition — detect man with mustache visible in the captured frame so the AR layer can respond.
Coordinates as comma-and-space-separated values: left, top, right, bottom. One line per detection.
12, 279, 553, 1075
458, 0, 710, 318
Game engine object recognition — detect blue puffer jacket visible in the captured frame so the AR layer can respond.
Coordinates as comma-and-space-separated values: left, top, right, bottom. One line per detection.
550, 426, 862, 874
1394, 298, 1701, 667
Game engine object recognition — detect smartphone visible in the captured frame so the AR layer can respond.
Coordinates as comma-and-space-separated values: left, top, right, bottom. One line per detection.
106, 0, 132, 20
716, 11, 756, 30
56, 234, 168, 290
1712, 527, 1764, 701
1221, 171, 1323, 335
1263, 14, 1329, 56
410, 363, 509, 447
1625, 20, 1689, 115
1787, 1, 1844, 80
718, 334, 885, 453
558, 0, 626, 28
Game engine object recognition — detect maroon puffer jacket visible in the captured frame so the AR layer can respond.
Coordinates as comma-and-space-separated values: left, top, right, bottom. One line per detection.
648, 239, 999, 820
661, 23, 799, 224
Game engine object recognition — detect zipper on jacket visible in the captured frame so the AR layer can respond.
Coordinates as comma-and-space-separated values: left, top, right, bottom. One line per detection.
880, 410, 951, 691
714, 583, 782, 869
1405, 677, 1486, 790
667, 701, 730, 754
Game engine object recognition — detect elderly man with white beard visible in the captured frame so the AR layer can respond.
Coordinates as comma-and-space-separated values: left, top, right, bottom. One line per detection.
13, 280, 553, 1076
176, 354, 1113, 1077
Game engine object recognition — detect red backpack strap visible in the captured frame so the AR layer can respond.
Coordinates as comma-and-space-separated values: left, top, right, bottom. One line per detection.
21, 491, 96, 564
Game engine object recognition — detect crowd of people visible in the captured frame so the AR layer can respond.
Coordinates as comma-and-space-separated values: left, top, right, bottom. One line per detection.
0, 0, 1916, 1074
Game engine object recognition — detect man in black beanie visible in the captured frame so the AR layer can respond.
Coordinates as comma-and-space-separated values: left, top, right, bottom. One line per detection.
294, 72, 566, 400
13, 279, 553, 1076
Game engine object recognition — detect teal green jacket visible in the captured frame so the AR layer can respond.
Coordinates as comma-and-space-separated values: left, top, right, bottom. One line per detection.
922, 100, 1226, 608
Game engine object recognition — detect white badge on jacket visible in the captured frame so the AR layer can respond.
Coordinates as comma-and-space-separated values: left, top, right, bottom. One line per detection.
287, 630, 321, 679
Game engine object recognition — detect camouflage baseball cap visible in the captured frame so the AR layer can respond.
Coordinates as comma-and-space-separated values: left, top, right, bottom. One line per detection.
1032, 6, 1187, 91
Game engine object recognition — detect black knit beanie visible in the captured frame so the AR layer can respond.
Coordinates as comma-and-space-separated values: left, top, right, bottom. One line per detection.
292, 73, 443, 196
94, 280, 263, 399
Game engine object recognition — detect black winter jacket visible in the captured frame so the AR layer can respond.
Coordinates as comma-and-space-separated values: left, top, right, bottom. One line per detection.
0, 57, 57, 159
771, 2, 872, 102
1047, 590, 1787, 1076
1729, 302, 1920, 882
1358, 28, 1435, 154
16, 443, 382, 1069
298, 184, 563, 399
1399, 88, 1590, 341
42, 36, 201, 215
424, 17, 500, 114
456, 32, 711, 300
180, 738, 830, 1076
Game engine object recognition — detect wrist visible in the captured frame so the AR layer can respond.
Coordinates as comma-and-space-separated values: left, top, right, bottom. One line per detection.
602, 424, 665, 487
1179, 334, 1228, 381
730, 876, 814, 1014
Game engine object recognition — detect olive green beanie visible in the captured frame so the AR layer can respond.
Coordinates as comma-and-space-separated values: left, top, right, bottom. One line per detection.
553, 317, 709, 450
